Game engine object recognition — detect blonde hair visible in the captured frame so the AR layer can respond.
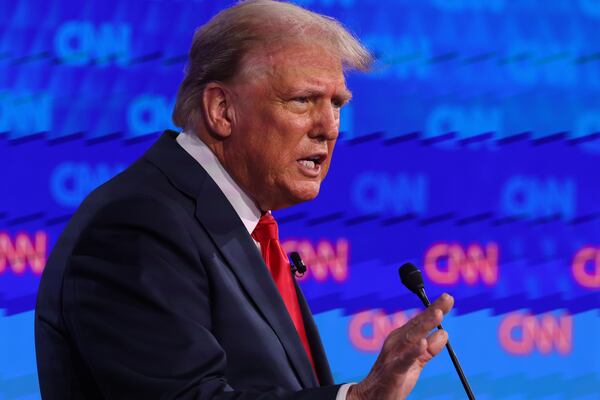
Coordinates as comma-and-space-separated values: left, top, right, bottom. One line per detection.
172, 0, 372, 130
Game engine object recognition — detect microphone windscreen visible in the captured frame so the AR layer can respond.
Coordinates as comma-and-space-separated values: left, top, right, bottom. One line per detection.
290, 252, 306, 273
399, 262, 425, 294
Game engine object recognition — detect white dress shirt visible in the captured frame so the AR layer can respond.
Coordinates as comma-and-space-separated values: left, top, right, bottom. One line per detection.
176, 130, 354, 400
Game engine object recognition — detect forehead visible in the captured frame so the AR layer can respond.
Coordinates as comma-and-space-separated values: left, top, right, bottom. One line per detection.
242, 43, 349, 94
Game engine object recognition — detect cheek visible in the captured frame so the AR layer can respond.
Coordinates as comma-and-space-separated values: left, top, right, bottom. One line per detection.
260, 115, 314, 174
321, 158, 332, 178
267, 131, 302, 163
324, 142, 336, 172
258, 138, 294, 178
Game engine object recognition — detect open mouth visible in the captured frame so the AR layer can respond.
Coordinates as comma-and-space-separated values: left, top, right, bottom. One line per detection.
297, 154, 326, 171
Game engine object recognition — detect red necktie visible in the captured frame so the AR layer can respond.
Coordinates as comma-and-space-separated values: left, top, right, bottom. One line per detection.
251, 213, 318, 380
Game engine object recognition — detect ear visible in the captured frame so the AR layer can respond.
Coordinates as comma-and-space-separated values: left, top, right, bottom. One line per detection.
201, 82, 233, 138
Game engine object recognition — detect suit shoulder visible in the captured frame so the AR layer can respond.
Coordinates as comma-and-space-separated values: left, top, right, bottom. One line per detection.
87, 158, 186, 206
46, 158, 196, 283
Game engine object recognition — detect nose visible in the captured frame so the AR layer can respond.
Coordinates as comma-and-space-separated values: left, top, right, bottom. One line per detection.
309, 102, 339, 142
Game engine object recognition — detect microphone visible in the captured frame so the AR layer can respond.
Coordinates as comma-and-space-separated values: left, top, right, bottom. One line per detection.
399, 263, 476, 400
289, 252, 307, 277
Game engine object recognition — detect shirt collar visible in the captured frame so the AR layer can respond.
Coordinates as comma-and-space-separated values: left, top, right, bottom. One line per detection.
176, 130, 262, 235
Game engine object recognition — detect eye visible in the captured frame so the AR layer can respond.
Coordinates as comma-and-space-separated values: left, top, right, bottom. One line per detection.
332, 99, 343, 109
293, 96, 310, 104
332, 97, 348, 109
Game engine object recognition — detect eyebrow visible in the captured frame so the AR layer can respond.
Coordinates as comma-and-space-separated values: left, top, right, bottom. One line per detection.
291, 87, 353, 104
337, 88, 353, 103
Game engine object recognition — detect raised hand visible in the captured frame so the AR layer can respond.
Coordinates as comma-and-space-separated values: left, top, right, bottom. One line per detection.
347, 293, 454, 400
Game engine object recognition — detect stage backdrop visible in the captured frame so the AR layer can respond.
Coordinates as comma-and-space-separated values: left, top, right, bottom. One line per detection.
1, 0, 599, 398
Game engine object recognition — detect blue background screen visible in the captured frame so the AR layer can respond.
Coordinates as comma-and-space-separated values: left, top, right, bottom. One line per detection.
1, 0, 599, 399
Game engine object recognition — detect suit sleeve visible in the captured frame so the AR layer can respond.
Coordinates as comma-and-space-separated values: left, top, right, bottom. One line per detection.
62, 195, 340, 400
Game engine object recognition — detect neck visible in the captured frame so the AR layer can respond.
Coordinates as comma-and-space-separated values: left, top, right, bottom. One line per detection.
193, 128, 267, 212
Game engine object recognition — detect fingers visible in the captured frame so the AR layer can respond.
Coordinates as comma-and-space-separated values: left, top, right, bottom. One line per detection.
424, 329, 448, 359
379, 293, 454, 368
390, 337, 427, 371
398, 293, 454, 346
430, 293, 454, 316
401, 309, 441, 346
351, 295, 454, 400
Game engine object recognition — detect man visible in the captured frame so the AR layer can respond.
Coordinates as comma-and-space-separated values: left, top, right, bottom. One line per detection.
35, 1, 454, 399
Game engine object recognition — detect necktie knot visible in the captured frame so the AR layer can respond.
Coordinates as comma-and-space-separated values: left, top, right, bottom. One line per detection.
252, 213, 279, 243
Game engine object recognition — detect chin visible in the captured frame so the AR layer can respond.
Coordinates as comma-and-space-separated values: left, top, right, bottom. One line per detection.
292, 185, 321, 203
274, 184, 321, 210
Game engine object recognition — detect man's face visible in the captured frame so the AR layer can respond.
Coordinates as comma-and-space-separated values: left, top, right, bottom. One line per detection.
222, 43, 351, 211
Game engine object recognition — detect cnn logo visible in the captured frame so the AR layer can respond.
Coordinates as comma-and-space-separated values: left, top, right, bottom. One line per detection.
348, 309, 413, 352
424, 242, 499, 285
281, 238, 349, 282
0, 231, 47, 275
498, 312, 572, 356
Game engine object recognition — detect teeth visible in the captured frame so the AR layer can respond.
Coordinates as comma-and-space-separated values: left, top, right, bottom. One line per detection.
299, 159, 316, 169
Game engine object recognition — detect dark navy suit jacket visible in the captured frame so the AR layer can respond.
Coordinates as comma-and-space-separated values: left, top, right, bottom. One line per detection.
35, 131, 340, 399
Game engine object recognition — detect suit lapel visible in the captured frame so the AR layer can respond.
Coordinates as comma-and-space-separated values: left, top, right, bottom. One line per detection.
294, 279, 334, 385
145, 131, 318, 388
